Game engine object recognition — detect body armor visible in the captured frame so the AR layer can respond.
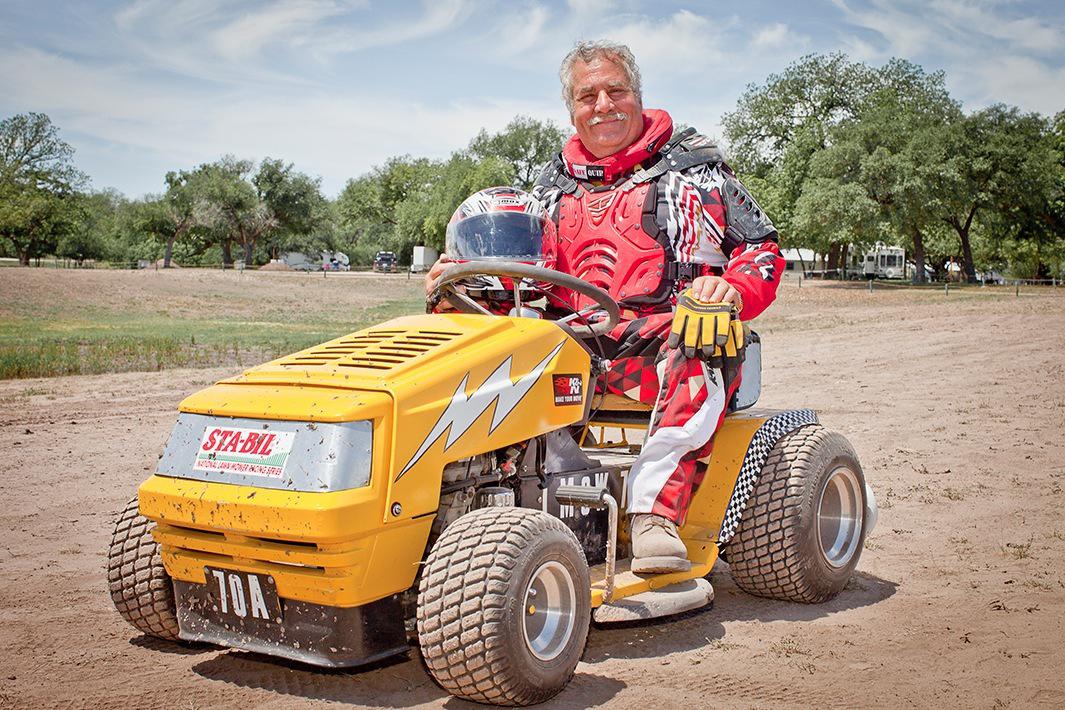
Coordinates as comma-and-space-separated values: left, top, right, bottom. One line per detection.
555, 181, 673, 311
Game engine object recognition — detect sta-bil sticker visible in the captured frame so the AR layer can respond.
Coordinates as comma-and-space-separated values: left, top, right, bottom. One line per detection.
194, 427, 295, 478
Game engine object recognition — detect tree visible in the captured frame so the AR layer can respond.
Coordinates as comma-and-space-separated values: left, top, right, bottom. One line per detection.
195, 156, 275, 266
468, 116, 567, 189
152, 168, 207, 268
403, 153, 513, 252
56, 189, 126, 265
253, 158, 328, 260
923, 106, 1057, 281
0, 113, 86, 265
723, 53, 876, 179
335, 156, 437, 262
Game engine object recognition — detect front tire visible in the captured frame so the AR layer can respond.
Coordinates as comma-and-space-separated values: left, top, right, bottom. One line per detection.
107, 497, 181, 640
417, 507, 591, 706
726, 426, 867, 603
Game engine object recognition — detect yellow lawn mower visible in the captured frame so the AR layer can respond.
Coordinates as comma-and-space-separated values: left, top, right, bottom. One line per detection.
108, 262, 876, 706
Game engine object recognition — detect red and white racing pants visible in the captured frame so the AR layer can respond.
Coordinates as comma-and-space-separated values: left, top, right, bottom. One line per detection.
599, 314, 742, 525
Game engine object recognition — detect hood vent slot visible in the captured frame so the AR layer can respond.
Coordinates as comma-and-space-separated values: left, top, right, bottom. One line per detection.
278, 329, 462, 371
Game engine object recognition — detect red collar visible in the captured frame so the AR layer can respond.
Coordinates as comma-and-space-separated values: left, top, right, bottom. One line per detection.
561, 109, 674, 184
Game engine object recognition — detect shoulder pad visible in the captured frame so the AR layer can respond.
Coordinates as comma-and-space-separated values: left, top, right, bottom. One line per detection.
632, 129, 724, 184
722, 176, 777, 251
533, 155, 578, 195
663, 129, 725, 170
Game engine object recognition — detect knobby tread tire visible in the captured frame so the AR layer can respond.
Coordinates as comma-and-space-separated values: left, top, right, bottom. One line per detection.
417, 507, 590, 706
726, 425, 866, 603
107, 497, 181, 640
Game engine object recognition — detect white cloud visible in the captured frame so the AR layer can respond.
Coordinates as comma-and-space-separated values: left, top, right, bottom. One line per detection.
306, 0, 474, 58
494, 4, 552, 57
753, 22, 802, 50
0, 44, 565, 195
955, 53, 1065, 115
929, 0, 1064, 54
831, 0, 1065, 113
210, 1, 356, 61
605, 10, 734, 77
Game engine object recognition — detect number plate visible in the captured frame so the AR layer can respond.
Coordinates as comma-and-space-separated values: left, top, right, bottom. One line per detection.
203, 567, 283, 624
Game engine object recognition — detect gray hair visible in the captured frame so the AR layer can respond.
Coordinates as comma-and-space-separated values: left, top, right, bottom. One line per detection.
559, 40, 643, 114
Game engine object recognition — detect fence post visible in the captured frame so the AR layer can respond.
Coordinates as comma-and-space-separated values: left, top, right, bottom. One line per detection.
868, 279, 873, 293
1015, 281, 1020, 297
944, 281, 949, 295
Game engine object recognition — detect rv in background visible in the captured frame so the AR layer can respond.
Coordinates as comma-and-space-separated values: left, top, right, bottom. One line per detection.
862, 242, 906, 279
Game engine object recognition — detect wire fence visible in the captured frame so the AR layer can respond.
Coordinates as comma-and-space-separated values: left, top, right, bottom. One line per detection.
0, 256, 420, 274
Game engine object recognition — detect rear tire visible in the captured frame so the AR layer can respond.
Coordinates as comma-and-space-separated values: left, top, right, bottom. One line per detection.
107, 497, 181, 640
726, 426, 867, 603
417, 507, 591, 706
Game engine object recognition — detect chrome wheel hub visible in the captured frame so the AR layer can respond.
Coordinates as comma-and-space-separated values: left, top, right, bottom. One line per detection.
817, 465, 864, 568
522, 560, 577, 661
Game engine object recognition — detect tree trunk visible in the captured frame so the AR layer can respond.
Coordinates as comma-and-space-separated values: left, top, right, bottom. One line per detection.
243, 238, 255, 266
163, 235, 176, 269
827, 242, 842, 274
221, 240, 233, 268
840, 243, 850, 278
957, 227, 977, 283
18, 250, 29, 266
911, 228, 927, 284
949, 207, 979, 283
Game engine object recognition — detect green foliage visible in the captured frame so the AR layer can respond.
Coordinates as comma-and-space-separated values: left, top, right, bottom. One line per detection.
468, 116, 567, 189
725, 53, 1062, 281
334, 117, 532, 264
0, 113, 87, 265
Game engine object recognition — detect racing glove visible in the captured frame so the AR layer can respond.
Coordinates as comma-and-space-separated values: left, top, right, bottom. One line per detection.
667, 290, 745, 362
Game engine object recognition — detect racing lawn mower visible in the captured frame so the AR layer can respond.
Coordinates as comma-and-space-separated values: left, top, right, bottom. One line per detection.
109, 261, 876, 706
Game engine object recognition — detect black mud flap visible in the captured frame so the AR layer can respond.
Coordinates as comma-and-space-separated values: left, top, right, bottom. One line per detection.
174, 579, 408, 668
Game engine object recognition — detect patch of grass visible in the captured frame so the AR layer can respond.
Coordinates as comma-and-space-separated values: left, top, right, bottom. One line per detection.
1003, 540, 1034, 560
0, 292, 427, 379
768, 636, 811, 658
942, 487, 966, 501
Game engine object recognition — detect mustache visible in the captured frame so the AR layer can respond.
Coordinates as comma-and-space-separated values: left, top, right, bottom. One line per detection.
587, 112, 627, 126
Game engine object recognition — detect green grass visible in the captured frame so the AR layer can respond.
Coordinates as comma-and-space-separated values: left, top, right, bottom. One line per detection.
0, 295, 426, 380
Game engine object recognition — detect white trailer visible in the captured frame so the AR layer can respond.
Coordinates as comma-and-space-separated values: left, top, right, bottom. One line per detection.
411, 246, 439, 273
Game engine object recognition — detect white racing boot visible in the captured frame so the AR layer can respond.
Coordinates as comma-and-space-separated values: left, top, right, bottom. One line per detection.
630, 514, 692, 574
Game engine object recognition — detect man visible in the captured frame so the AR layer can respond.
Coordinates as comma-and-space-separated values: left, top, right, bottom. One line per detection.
428, 40, 783, 574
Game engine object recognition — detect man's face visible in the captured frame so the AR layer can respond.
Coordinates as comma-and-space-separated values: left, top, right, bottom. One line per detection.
568, 57, 644, 160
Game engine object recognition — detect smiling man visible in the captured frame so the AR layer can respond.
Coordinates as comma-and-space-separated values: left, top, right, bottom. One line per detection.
531, 40, 785, 573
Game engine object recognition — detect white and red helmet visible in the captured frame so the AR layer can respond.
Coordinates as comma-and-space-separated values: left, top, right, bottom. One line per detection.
446, 187, 557, 271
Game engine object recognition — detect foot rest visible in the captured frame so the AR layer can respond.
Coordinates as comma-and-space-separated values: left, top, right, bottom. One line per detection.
555, 485, 610, 509
593, 578, 713, 623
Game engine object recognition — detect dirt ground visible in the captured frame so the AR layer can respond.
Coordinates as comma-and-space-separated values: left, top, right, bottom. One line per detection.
1, 273, 1063, 709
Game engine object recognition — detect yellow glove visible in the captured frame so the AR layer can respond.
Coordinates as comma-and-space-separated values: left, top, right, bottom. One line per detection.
667, 290, 745, 361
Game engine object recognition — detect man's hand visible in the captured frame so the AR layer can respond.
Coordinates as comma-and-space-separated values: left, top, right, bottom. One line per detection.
424, 254, 462, 313
689, 275, 744, 313
424, 253, 454, 296
667, 290, 745, 362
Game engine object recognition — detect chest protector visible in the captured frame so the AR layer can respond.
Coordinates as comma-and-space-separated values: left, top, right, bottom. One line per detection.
555, 180, 673, 312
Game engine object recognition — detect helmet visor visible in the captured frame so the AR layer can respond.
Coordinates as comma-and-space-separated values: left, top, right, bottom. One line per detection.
446, 212, 550, 261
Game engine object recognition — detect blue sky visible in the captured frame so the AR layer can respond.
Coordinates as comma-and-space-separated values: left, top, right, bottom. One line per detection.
2, 0, 1063, 197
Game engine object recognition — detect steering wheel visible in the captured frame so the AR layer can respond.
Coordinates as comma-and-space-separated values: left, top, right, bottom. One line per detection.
429, 261, 621, 338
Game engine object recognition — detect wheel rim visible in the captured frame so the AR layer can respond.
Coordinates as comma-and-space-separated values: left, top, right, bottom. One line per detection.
817, 465, 864, 568
522, 560, 577, 662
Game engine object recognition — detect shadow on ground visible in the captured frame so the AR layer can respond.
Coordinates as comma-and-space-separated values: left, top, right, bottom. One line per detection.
583, 568, 897, 663
129, 634, 216, 656
193, 648, 626, 708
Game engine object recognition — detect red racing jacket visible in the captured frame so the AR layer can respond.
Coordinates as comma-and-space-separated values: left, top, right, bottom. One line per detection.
533, 109, 784, 322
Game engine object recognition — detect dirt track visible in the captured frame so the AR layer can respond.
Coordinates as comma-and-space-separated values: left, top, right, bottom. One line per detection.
1, 275, 1064, 709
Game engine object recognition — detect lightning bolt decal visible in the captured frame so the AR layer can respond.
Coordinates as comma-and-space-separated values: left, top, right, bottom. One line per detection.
395, 341, 566, 481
